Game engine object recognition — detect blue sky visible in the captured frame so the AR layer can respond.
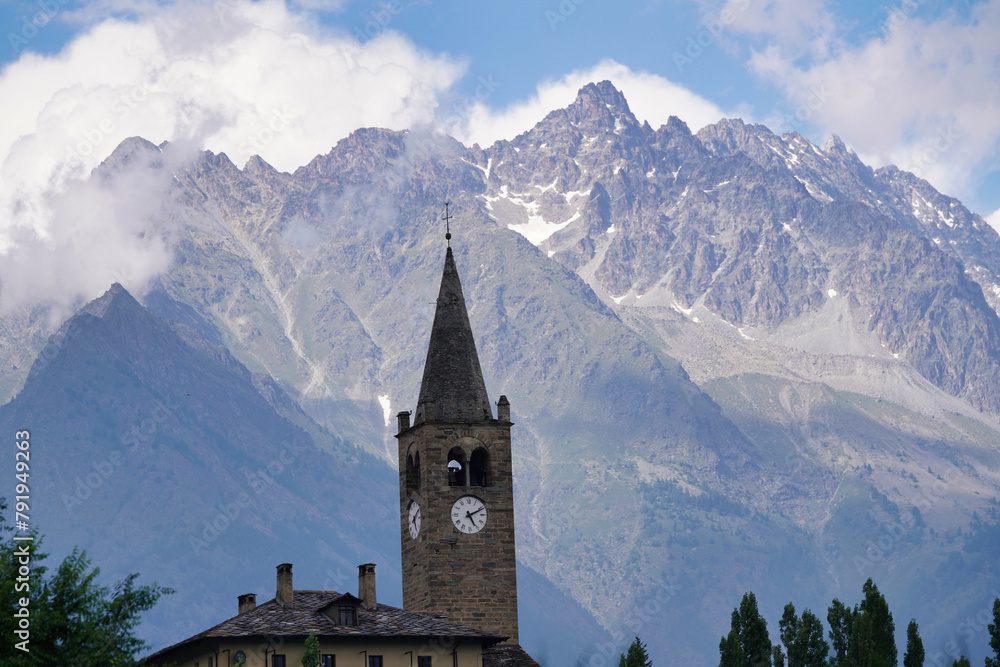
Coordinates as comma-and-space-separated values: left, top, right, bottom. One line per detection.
0, 0, 998, 307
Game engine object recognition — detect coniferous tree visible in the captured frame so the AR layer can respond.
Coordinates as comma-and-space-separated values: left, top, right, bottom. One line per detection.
302, 629, 320, 667
950, 656, 970, 667
827, 599, 853, 667
719, 592, 773, 667
773, 644, 785, 667
778, 602, 827, 667
848, 578, 896, 667
797, 610, 829, 667
986, 598, 1000, 667
902, 619, 923, 667
780, 603, 799, 666
619, 636, 652, 667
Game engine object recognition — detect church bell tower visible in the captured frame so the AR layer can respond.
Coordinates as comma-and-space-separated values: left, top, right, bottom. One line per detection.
395, 226, 519, 643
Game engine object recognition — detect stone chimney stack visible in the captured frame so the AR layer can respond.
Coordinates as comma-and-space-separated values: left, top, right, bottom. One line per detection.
397, 411, 411, 434
358, 563, 377, 609
497, 395, 510, 422
238, 593, 256, 615
276, 563, 293, 606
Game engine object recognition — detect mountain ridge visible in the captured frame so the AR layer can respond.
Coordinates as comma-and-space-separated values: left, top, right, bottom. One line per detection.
1, 81, 999, 665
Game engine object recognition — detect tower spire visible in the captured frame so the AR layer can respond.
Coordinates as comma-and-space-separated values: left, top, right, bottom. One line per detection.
443, 201, 453, 248
413, 215, 492, 425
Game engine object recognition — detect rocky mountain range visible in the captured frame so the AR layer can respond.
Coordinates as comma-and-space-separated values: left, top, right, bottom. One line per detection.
2, 81, 1000, 665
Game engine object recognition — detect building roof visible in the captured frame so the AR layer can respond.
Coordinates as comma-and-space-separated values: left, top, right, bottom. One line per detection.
414, 247, 493, 425
482, 644, 542, 667
146, 590, 506, 661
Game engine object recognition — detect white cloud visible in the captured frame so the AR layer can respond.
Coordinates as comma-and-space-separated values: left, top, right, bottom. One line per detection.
718, 0, 838, 60
988, 208, 1000, 235
747, 0, 1000, 209
452, 59, 734, 148
0, 0, 464, 311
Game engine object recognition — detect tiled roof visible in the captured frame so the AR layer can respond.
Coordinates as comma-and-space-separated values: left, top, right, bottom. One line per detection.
146, 590, 506, 662
482, 644, 541, 667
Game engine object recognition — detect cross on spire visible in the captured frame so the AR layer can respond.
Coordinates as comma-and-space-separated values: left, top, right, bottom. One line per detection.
443, 201, 453, 247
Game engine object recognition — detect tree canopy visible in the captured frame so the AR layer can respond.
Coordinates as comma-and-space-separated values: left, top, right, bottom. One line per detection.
719, 592, 773, 667
0, 498, 172, 665
619, 636, 653, 667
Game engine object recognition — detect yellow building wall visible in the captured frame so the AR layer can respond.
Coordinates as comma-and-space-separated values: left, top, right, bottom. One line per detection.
163, 637, 484, 667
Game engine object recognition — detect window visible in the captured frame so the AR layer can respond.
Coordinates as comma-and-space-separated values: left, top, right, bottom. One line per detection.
406, 452, 420, 493
470, 447, 490, 487
321, 656, 335, 667
339, 605, 357, 626
418, 657, 432, 667
369, 656, 383, 667
447, 446, 468, 486
272, 656, 286, 667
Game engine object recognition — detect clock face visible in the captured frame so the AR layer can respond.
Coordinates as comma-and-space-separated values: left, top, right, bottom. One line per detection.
451, 495, 487, 534
407, 500, 421, 539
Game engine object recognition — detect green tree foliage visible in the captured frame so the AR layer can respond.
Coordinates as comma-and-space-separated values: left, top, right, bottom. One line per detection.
848, 579, 896, 667
619, 636, 653, 667
0, 498, 172, 666
777, 603, 827, 667
828, 598, 853, 667
902, 619, 923, 667
950, 656, 970, 667
986, 598, 1000, 667
826, 580, 897, 667
302, 629, 320, 667
773, 644, 785, 667
720, 592, 773, 667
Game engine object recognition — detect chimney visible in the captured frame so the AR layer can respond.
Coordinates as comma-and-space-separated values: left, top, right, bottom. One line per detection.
397, 410, 411, 433
238, 593, 256, 615
358, 563, 377, 609
276, 563, 293, 606
497, 395, 510, 423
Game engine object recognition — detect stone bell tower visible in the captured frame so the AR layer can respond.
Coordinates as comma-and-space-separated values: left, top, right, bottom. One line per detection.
396, 233, 519, 644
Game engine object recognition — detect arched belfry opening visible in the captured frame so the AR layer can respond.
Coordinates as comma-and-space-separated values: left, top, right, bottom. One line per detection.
470, 447, 491, 487
447, 446, 468, 486
405, 451, 420, 493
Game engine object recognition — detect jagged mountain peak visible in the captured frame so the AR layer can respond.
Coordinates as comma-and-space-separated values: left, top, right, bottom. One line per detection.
824, 133, 849, 154
561, 80, 640, 133
79, 282, 138, 319
95, 136, 164, 179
